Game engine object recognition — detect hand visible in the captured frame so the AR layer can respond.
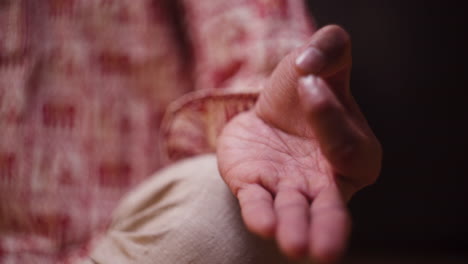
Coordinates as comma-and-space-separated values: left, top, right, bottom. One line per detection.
217, 25, 382, 263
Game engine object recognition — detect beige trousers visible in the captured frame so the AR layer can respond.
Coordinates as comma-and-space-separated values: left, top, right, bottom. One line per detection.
83, 155, 307, 264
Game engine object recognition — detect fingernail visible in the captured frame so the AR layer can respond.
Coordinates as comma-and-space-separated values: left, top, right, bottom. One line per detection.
295, 47, 326, 74
299, 75, 321, 97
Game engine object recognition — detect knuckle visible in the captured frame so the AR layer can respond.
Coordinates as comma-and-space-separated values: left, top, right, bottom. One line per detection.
326, 137, 360, 167
329, 134, 382, 190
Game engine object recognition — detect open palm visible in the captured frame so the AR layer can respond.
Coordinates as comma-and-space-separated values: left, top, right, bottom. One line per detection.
219, 110, 346, 258
217, 26, 382, 263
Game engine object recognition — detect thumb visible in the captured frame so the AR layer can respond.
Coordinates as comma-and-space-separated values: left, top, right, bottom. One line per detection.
255, 25, 352, 135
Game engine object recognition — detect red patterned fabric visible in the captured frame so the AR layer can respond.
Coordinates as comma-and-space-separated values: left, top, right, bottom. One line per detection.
0, 0, 314, 262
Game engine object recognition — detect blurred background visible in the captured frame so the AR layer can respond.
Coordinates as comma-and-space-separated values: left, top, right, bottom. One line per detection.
307, 0, 468, 262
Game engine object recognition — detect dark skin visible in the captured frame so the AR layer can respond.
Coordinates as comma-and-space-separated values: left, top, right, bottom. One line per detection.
217, 25, 382, 263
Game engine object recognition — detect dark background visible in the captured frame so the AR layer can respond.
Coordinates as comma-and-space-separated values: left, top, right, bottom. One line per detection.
307, 0, 468, 260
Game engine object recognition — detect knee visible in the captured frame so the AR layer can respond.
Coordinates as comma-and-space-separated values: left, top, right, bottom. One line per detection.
90, 155, 296, 264
145, 155, 293, 264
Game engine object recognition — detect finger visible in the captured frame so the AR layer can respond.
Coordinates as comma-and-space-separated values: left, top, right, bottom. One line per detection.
309, 185, 351, 264
237, 184, 276, 238
298, 75, 380, 189
295, 25, 352, 78
256, 25, 352, 134
274, 188, 310, 259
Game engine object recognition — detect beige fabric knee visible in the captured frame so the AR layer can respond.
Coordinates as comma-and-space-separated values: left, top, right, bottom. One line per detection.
84, 154, 307, 264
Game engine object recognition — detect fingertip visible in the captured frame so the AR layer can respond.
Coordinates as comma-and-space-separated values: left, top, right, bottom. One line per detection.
318, 25, 351, 46
298, 75, 336, 115
243, 210, 276, 239
296, 24, 351, 78
277, 232, 309, 260
277, 217, 309, 259
312, 25, 351, 62
310, 241, 345, 264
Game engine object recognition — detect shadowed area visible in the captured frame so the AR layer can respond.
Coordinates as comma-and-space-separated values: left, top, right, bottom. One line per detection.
307, 0, 468, 262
